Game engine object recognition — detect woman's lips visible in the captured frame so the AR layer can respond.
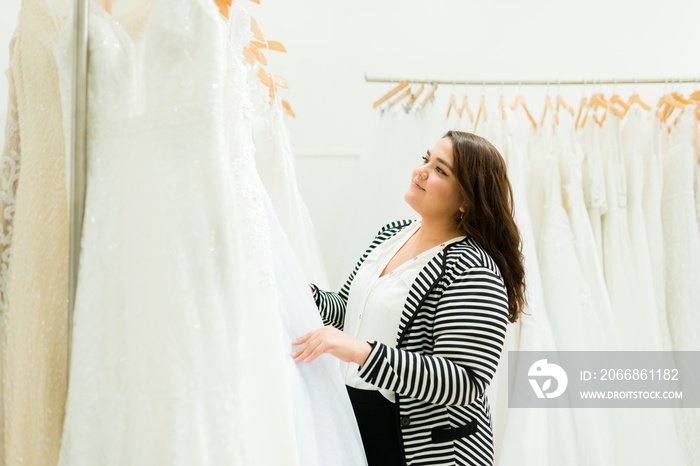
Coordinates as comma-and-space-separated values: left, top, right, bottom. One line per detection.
412, 181, 425, 190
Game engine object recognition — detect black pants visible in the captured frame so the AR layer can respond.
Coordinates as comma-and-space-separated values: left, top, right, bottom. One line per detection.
346, 386, 403, 466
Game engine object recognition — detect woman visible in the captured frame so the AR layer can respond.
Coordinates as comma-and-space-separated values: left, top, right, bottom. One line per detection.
293, 131, 525, 466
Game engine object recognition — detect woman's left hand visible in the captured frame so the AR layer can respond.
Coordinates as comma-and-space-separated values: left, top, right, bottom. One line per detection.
292, 326, 371, 366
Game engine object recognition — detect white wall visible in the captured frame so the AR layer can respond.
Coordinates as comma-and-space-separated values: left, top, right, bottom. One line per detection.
249, 0, 700, 287
1, 0, 698, 287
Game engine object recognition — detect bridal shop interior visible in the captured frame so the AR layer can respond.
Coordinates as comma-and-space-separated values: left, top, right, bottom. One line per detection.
1, 0, 699, 465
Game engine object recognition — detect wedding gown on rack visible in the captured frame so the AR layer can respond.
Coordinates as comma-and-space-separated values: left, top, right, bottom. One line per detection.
493, 109, 578, 466
597, 115, 684, 466
579, 121, 607, 268
51, 1, 366, 464
0, 1, 70, 464
663, 105, 700, 466
248, 67, 329, 288
621, 107, 673, 350
642, 112, 670, 349
534, 114, 617, 466
557, 111, 617, 348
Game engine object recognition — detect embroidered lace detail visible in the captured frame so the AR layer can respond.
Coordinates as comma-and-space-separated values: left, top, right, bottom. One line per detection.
0, 60, 21, 314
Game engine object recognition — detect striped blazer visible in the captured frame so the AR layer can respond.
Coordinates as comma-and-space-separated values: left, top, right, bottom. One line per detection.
310, 220, 509, 466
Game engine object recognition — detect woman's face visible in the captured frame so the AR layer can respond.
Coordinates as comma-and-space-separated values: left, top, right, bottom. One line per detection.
404, 137, 464, 221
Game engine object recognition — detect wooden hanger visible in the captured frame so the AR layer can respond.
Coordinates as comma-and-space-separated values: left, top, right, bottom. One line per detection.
250, 17, 265, 41
372, 80, 410, 109
242, 47, 256, 66
556, 95, 575, 116
419, 83, 438, 109
247, 44, 267, 66
628, 93, 651, 111
672, 92, 692, 105
540, 95, 559, 126
690, 90, 700, 102
389, 88, 412, 107
589, 93, 623, 124
446, 94, 458, 118
473, 95, 487, 132
281, 100, 295, 118
610, 94, 630, 116
461, 96, 475, 123
575, 96, 590, 128
498, 94, 506, 119
510, 95, 537, 128
404, 84, 425, 111
251, 40, 287, 53
657, 93, 686, 122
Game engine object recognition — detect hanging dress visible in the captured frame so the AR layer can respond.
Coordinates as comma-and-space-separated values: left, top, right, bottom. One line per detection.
51, 1, 366, 464
662, 104, 700, 465
598, 114, 684, 466
1, 1, 69, 463
494, 108, 578, 466
248, 60, 330, 288
621, 107, 673, 350
642, 111, 670, 349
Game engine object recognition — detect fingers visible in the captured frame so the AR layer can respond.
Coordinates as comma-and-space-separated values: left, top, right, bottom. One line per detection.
292, 337, 321, 363
292, 326, 331, 363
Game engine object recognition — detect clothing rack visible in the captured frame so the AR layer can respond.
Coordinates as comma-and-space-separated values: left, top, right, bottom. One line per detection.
364, 73, 699, 86
68, 0, 89, 374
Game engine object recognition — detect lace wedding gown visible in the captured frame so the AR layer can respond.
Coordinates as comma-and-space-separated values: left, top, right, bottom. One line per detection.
51, 1, 365, 464
248, 68, 329, 288
494, 109, 578, 466
663, 105, 700, 465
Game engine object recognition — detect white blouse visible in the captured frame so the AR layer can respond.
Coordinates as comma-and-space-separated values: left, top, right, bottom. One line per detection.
341, 221, 466, 402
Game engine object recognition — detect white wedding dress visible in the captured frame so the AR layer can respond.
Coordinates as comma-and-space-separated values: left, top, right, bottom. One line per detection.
51, 1, 366, 464
494, 109, 579, 466
663, 105, 700, 465
248, 63, 330, 289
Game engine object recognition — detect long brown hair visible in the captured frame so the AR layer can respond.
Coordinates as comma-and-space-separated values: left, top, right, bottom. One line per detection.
444, 130, 525, 323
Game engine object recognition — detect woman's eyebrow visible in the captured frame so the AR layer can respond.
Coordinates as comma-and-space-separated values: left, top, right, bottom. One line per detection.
427, 150, 454, 172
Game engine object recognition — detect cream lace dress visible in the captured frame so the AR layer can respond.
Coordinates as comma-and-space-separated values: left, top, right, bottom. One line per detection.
1, 1, 68, 465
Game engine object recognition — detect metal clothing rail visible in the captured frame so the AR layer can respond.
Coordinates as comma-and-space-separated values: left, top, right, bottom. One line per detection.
364, 73, 700, 86
68, 0, 89, 373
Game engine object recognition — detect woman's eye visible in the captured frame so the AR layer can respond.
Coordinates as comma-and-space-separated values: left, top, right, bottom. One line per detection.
436, 167, 446, 175
421, 156, 428, 163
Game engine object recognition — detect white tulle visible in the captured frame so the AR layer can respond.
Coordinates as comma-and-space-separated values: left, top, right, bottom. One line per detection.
51, 1, 366, 464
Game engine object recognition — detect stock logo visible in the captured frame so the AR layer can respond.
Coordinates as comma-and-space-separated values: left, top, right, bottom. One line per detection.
528, 359, 568, 399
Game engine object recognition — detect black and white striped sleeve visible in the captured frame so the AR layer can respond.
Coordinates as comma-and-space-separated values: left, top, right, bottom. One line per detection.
357, 266, 509, 407
309, 283, 348, 330
310, 219, 414, 331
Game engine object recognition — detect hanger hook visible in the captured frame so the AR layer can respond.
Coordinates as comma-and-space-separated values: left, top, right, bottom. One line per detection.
518, 80, 522, 95
613, 78, 617, 95
633, 77, 637, 95
482, 80, 485, 95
